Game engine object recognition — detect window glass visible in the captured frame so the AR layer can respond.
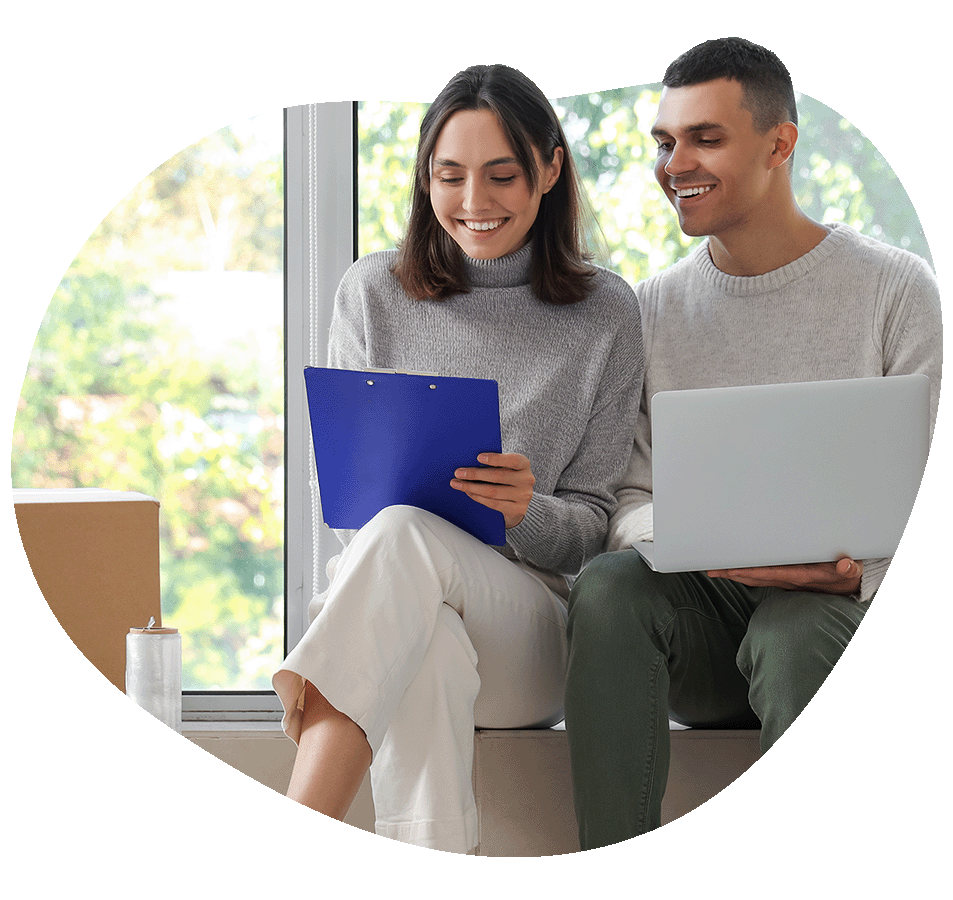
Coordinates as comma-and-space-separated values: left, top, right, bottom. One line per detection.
357, 100, 424, 254
12, 112, 284, 692
358, 88, 931, 271
15, 86, 928, 700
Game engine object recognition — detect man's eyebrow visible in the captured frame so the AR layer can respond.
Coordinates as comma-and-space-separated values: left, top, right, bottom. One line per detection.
651, 121, 724, 138
685, 122, 724, 133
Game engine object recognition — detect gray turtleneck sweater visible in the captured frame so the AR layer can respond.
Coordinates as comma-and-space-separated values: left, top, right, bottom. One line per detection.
325, 243, 644, 593
608, 224, 942, 603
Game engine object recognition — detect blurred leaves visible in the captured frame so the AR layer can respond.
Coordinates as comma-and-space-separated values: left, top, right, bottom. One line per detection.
12, 91, 930, 692
358, 88, 932, 271
12, 112, 284, 691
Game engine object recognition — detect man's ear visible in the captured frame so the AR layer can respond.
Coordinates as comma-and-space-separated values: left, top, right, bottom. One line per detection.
769, 121, 799, 169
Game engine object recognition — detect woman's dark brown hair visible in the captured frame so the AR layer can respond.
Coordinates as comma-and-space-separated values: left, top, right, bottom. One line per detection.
392, 64, 596, 305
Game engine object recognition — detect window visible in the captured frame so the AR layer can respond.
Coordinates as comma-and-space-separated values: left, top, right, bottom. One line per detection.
13, 111, 286, 709
355, 89, 931, 270
13, 86, 930, 719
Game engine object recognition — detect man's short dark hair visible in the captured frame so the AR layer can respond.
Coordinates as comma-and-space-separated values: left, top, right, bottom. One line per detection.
663, 37, 797, 132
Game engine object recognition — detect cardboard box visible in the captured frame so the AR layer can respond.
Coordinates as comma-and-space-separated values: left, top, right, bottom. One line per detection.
14, 488, 161, 693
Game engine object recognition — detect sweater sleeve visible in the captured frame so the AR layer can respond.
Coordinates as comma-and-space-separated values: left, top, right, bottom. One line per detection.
858, 251, 943, 603
606, 276, 657, 553
605, 384, 654, 552
880, 252, 942, 438
506, 299, 645, 575
326, 260, 370, 372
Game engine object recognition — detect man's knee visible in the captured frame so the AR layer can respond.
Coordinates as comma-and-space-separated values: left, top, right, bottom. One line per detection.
739, 591, 865, 680
747, 591, 862, 648
567, 550, 669, 644
738, 591, 866, 749
565, 552, 670, 739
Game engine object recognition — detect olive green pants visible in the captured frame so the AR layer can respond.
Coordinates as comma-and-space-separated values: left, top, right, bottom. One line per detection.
564, 550, 867, 850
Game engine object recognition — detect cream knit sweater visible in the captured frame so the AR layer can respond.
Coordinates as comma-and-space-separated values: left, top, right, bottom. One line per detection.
608, 224, 942, 603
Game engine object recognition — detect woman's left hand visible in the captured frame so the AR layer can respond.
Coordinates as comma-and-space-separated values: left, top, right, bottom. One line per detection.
451, 452, 535, 529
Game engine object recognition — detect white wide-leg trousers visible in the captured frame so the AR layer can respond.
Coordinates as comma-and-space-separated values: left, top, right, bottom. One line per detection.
273, 505, 568, 853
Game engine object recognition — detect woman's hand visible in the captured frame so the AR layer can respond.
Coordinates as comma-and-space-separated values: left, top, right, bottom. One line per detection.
707, 556, 863, 596
451, 452, 535, 529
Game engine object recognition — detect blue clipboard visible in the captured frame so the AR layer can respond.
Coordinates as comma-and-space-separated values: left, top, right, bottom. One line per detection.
304, 367, 506, 545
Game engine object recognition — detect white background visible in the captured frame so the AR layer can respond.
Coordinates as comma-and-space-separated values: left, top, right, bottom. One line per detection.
3, 3, 948, 895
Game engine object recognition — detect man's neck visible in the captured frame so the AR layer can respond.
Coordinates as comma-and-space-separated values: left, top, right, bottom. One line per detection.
708, 211, 830, 277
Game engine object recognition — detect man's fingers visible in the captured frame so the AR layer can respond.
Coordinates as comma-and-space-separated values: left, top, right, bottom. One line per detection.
708, 558, 863, 594
836, 557, 860, 577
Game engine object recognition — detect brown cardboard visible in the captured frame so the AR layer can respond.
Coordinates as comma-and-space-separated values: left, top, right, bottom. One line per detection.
14, 489, 161, 692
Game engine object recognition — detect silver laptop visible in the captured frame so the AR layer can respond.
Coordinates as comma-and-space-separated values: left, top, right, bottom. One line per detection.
633, 374, 931, 573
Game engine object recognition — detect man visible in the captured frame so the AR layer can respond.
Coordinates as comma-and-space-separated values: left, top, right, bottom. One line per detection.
564, 36, 942, 850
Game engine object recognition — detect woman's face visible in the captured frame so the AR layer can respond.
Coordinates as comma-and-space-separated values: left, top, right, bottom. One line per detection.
428, 108, 562, 260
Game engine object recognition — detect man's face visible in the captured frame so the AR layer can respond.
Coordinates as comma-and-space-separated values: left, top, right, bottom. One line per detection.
651, 78, 781, 240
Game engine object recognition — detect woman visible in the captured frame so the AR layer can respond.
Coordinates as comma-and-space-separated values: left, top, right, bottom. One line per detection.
273, 64, 644, 854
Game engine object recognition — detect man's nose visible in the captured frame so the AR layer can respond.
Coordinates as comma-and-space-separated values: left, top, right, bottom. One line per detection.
664, 142, 696, 177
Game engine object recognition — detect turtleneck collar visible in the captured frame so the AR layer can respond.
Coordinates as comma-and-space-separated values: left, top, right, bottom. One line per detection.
461, 241, 534, 290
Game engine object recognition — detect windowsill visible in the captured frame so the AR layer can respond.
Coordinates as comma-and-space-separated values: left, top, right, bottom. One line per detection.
182, 720, 286, 740
180, 718, 727, 740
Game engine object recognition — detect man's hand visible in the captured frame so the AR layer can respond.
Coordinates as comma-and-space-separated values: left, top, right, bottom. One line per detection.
451, 452, 535, 529
707, 557, 863, 595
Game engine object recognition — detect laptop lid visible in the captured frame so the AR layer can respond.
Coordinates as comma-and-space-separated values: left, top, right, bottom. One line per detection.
636, 374, 930, 573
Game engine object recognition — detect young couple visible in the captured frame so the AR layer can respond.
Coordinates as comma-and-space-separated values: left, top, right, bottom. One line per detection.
273, 37, 942, 854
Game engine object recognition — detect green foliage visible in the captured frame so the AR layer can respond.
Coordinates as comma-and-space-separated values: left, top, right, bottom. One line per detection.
86, 120, 284, 276
358, 87, 932, 275
14, 91, 931, 693
357, 100, 422, 254
12, 115, 284, 691
551, 85, 699, 283
793, 97, 931, 263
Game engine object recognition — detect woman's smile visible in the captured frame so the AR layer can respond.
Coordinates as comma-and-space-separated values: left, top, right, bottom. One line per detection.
461, 217, 509, 232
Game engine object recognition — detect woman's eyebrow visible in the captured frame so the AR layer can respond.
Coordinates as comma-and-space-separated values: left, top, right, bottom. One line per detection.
431, 156, 521, 168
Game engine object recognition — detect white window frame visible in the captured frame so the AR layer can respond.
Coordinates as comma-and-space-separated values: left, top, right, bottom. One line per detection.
183, 102, 354, 721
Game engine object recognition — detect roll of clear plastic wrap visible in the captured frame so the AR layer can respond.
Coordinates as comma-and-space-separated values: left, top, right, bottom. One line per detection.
125, 619, 182, 733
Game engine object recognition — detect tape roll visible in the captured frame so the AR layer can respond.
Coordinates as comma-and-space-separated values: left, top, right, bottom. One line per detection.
125, 625, 182, 733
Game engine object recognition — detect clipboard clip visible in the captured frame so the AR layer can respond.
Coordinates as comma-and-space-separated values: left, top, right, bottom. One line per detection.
364, 367, 439, 377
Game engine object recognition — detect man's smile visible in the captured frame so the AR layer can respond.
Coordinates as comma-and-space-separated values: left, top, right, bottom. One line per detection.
674, 185, 714, 199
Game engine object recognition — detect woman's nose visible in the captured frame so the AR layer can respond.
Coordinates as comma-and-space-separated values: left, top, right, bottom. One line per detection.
462, 177, 490, 212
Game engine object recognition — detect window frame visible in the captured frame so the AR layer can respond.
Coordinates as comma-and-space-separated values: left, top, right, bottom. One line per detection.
183, 102, 355, 721
182, 92, 930, 719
